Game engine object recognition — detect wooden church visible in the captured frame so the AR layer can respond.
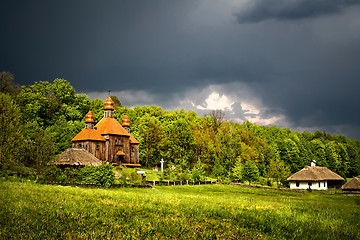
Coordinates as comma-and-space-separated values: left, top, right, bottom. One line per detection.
71, 97, 140, 166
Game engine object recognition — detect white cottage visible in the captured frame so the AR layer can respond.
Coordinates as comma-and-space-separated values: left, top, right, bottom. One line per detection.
287, 161, 344, 190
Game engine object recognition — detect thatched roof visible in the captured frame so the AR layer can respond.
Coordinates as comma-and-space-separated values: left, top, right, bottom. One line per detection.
287, 166, 344, 182
51, 148, 102, 166
341, 177, 360, 190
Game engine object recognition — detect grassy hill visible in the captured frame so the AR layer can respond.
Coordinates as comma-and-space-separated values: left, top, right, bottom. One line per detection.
1, 180, 359, 239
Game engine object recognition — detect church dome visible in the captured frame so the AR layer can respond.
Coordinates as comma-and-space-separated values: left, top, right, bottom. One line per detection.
122, 115, 130, 126
104, 97, 114, 110
85, 111, 95, 123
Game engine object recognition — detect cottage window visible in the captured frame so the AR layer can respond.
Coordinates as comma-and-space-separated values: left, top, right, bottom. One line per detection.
78, 144, 82, 148
318, 182, 321, 188
324, 182, 326, 187
308, 182, 312, 186
296, 182, 299, 187
96, 144, 100, 150
132, 147, 135, 152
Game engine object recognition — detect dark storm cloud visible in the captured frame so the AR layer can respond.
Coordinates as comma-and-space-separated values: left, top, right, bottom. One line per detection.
0, 0, 195, 91
2, 1, 360, 139
235, 0, 360, 23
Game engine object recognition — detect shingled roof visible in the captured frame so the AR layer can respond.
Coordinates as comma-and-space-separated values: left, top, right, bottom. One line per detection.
51, 148, 102, 166
287, 166, 344, 182
95, 117, 130, 136
341, 177, 360, 190
71, 128, 106, 142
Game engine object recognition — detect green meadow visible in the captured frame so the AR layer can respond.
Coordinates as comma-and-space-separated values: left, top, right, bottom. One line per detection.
0, 180, 359, 240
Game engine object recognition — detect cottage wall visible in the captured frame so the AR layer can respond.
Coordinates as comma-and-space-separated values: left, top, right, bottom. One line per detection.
290, 181, 328, 190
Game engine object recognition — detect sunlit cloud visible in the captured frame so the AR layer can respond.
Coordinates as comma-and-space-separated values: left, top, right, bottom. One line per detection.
240, 101, 261, 115
195, 92, 234, 111
245, 115, 285, 126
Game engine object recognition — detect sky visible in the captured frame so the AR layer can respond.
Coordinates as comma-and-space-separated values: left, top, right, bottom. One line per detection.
1, 0, 360, 139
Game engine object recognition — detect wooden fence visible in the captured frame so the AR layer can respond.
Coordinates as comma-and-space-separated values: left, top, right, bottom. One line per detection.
145, 180, 218, 186
46, 180, 219, 188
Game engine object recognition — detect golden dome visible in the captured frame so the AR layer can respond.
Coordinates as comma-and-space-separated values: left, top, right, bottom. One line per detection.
122, 115, 130, 126
104, 97, 114, 110
85, 111, 95, 123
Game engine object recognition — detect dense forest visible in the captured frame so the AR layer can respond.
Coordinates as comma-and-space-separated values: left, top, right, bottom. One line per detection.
1, 72, 360, 184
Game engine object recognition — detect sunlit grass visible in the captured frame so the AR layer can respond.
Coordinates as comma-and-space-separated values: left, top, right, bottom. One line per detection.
1, 180, 359, 239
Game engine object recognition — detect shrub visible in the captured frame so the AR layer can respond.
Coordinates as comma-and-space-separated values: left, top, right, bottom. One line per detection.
129, 171, 141, 185
191, 160, 205, 182
81, 164, 115, 187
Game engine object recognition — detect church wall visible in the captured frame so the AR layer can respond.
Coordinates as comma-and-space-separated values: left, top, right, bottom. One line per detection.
130, 144, 139, 164
72, 141, 106, 162
107, 135, 130, 163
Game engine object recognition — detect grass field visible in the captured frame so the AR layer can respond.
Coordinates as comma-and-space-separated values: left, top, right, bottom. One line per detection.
0, 180, 359, 239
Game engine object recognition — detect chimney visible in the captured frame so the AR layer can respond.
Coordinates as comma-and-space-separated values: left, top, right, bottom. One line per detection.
311, 160, 316, 167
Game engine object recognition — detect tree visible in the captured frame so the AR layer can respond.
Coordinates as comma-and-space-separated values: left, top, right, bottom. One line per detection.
0, 93, 24, 171
205, 109, 225, 134
110, 95, 122, 109
241, 160, 259, 185
45, 116, 83, 154
267, 158, 291, 187
23, 124, 55, 178
232, 156, 243, 181
212, 158, 225, 180
0, 72, 20, 95
138, 114, 163, 168
51, 78, 75, 104
15, 81, 53, 126
162, 117, 194, 168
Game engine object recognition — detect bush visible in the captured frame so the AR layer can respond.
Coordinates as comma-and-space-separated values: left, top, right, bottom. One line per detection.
191, 160, 205, 182
129, 171, 141, 185
81, 164, 115, 188
179, 171, 190, 181
158, 173, 164, 186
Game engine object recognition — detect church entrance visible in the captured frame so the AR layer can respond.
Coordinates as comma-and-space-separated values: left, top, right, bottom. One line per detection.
115, 150, 125, 164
